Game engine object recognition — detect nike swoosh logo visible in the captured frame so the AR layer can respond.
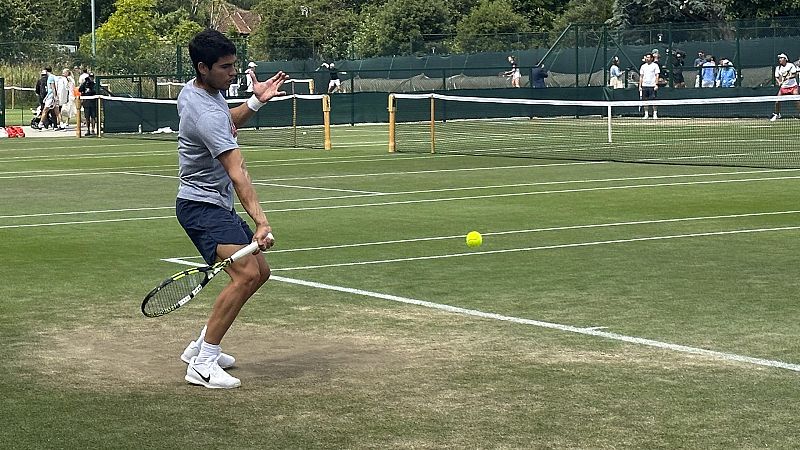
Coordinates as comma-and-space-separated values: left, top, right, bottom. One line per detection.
192, 366, 211, 383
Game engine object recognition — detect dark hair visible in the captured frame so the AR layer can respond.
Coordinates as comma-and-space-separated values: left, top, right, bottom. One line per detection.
188, 29, 237, 78
44, 66, 52, 72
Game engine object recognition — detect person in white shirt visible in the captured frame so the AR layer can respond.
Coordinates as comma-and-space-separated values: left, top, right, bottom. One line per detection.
245, 61, 257, 93
57, 68, 77, 128
638, 53, 660, 119
771, 53, 799, 121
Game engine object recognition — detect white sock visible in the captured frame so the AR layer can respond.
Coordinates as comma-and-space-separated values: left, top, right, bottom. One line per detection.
194, 325, 208, 347
196, 341, 220, 365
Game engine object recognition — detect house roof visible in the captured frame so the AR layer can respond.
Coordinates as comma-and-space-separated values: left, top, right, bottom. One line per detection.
214, 3, 261, 35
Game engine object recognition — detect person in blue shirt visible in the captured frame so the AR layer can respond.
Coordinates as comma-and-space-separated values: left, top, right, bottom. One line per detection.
701, 55, 717, 88
716, 59, 736, 88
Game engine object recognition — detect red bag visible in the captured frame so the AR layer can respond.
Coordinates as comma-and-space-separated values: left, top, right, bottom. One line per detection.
5, 126, 25, 138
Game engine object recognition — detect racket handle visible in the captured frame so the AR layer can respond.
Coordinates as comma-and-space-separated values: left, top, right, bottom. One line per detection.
230, 241, 260, 263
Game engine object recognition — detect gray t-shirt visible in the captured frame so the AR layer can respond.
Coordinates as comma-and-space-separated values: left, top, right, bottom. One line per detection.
176, 78, 239, 210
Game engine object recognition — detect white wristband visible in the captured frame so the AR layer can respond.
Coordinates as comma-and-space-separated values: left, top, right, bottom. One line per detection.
246, 95, 266, 112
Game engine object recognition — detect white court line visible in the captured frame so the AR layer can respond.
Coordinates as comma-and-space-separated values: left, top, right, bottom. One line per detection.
273, 226, 800, 271
160, 254, 800, 373
0, 153, 462, 178
271, 276, 800, 373
4, 175, 800, 226
254, 182, 382, 195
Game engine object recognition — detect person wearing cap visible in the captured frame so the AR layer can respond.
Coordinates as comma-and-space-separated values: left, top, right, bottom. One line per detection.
693, 51, 705, 87
245, 61, 257, 93
638, 52, 660, 119
715, 59, 736, 88
78, 72, 98, 136
771, 53, 799, 121
320, 62, 342, 93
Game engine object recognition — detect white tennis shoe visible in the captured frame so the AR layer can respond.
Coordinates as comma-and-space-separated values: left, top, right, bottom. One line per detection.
770, 113, 781, 122
185, 356, 241, 389
181, 340, 236, 369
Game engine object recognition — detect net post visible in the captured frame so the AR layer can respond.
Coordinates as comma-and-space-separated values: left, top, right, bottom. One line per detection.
310, 79, 315, 95
430, 96, 436, 154
75, 96, 82, 138
607, 104, 612, 143
388, 94, 396, 153
322, 94, 332, 150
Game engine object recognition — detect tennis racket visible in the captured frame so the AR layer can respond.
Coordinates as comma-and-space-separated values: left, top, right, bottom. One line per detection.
141, 241, 259, 318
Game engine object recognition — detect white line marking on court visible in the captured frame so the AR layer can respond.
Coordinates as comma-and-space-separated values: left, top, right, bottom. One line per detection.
3, 169, 787, 218
4, 175, 800, 225
270, 276, 800, 372
254, 182, 382, 194
157, 255, 800, 373
258, 210, 800, 254
272, 226, 800, 271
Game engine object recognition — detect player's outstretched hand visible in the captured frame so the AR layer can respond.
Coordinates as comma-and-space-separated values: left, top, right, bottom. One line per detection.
251, 71, 290, 103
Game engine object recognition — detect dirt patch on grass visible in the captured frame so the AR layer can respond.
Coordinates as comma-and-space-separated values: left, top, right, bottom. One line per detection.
21, 319, 398, 392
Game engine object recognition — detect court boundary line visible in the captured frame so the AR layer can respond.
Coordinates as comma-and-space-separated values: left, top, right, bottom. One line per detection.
2, 169, 799, 221
159, 254, 800, 373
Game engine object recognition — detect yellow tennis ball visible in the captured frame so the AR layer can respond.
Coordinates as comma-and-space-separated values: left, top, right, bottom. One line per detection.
466, 231, 482, 248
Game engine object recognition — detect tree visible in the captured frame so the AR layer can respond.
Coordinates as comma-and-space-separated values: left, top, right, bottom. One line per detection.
79, 0, 163, 73
611, 0, 726, 29
511, 0, 570, 30
352, 0, 453, 57
454, 0, 532, 52
250, 0, 358, 60
550, 0, 613, 32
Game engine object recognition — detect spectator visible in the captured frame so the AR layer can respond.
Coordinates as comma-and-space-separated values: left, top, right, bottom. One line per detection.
701, 55, 716, 88
531, 61, 548, 88
771, 53, 799, 121
37, 67, 62, 130
78, 68, 89, 85
504, 55, 521, 88
245, 61, 257, 93
57, 68, 77, 128
78, 72, 98, 136
34, 69, 48, 110
670, 50, 686, 88
609, 56, 623, 89
716, 59, 737, 88
227, 72, 240, 97
639, 52, 660, 119
693, 51, 705, 87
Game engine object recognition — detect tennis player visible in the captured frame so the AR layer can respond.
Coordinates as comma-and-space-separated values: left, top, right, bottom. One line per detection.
639, 53, 660, 119
505, 56, 522, 88
771, 53, 799, 122
176, 28, 287, 389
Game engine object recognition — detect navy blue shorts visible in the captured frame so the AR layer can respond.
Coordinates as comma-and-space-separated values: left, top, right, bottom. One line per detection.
176, 198, 254, 265
641, 86, 657, 100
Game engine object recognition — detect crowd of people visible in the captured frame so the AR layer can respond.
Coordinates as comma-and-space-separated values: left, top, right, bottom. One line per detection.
606, 49, 800, 120
31, 66, 97, 135
608, 48, 743, 92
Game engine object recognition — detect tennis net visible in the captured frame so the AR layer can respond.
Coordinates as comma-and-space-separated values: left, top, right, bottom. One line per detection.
97, 93, 331, 149
388, 93, 800, 168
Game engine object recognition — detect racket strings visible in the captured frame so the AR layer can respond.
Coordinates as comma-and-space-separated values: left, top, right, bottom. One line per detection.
143, 271, 206, 316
